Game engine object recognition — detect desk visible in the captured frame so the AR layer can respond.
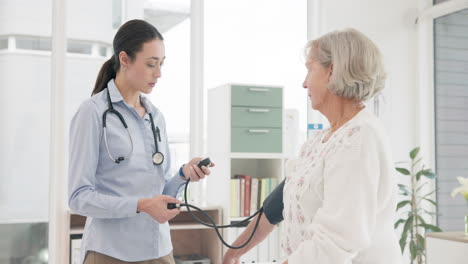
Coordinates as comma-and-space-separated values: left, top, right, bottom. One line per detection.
426, 232, 468, 264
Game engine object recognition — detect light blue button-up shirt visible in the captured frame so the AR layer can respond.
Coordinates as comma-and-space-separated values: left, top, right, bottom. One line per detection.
68, 79, 186, 263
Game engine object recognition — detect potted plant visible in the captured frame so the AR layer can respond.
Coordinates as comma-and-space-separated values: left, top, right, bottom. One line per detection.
394, 147, 442, 264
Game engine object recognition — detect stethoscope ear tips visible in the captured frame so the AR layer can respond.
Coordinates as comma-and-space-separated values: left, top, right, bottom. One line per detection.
115, 157, 125, 164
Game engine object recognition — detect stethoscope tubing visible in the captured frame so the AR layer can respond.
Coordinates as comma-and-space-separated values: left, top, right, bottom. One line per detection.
175, 178, 264, 249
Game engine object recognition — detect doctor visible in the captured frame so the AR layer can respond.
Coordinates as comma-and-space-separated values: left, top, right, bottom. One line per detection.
68, 19, 213, 264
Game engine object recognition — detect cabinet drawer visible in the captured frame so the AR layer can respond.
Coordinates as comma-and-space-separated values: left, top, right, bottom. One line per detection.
231, 85, 282, 107
231, 128, 282, 153
231, 107, 282, 128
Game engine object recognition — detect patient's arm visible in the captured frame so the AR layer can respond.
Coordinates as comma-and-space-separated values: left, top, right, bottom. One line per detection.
223, 213, 276, 264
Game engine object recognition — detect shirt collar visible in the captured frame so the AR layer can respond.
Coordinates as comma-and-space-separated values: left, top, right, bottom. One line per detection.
107, 79, 157, 117
140, 95, 155, 117
107, 79, 124, 103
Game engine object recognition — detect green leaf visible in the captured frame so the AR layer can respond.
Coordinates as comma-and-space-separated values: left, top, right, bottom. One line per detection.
410, 240, 417, 261
422, 209, 438, 216
410, 147, 420, 160
416, 182, 428, 193
413, 157, 422, 166
399, 232, 407, 253
398, 184, 411, 195
402, 216, 413, 239
396, 200, 411, 211
422, 190, 436, 198
418, 223, 442, 232
422, 170, 436, 179
422, 197, 437, 206
416, 169, 436, 180
417, 215, 427, 225
395, 219, 405, 229
416, 234, 425, 250
396, 167, 410, 175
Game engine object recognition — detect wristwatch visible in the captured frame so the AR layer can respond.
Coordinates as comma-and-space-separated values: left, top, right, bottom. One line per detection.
179, 164, 187, 180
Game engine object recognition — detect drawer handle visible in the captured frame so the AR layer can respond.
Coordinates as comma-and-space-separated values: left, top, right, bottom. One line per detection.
248, 129, 270, 133
248, 87, 270, 92
248, 108, 270, 113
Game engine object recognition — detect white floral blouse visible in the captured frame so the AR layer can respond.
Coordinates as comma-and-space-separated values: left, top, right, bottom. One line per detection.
281, 109, 402, 264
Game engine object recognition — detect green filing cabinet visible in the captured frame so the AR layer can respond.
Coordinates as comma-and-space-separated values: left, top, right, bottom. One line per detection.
230, 85, 283, 153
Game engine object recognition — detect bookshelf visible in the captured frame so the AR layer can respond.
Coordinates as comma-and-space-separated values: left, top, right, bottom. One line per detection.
207, 83, 284, 262
68, 206, 223, 264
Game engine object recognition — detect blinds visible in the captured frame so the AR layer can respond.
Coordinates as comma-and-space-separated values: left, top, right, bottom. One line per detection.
434, 8, 468, 231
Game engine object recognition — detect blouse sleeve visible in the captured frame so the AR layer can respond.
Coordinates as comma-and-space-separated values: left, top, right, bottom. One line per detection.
288, 127, 380, 263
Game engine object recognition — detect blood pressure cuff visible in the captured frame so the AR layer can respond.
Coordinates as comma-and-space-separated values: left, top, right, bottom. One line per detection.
262, 178, 285, 225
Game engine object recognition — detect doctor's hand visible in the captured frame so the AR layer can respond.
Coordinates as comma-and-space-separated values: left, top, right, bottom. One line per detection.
182, 157, 215, 182
137, 195, 182, 224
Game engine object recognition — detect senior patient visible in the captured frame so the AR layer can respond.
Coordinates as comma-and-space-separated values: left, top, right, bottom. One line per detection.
224, 28, 402, 264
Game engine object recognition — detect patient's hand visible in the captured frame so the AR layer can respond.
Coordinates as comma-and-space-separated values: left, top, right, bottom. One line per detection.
222, 252, 240, 264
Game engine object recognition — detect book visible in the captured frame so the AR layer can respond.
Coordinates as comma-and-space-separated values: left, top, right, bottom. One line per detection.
243, 175, 251, 216
270, 177, 278, 197
260, 178, 267, 205
240, 177, 245, 216
266, 178, 272, 196
234, 175, 252, 216
250, 178, 259, 215
230, 179, 240, 217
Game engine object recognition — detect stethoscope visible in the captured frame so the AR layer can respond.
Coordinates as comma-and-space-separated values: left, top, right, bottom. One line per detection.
103, 87, 164, 165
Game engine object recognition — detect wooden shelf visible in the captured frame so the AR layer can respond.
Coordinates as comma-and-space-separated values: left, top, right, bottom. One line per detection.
70, 227, 84, 235
68, 207, 223, 264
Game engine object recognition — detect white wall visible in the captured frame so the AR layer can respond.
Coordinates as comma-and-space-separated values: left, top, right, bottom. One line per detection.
0, 0, 52, 36
0, 0, 145, 42
66, 0, 115, 42
67, 0, 145, 42
315, 0, 423, 167
0, 52, 106, 223
0, 53, 51, 223
204, 0, 308, 137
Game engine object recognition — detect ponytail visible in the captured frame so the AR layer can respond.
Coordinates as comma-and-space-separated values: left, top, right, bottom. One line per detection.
92, 55, 117, 96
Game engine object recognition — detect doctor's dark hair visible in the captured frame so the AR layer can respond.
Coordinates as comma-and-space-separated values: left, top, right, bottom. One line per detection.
92, 19, 164, 96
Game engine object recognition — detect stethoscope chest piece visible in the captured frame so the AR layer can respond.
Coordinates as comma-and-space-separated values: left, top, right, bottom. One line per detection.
152, 152, 164, 165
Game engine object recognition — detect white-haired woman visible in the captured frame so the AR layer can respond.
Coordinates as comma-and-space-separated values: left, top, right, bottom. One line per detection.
280, 28, 402, 264
223, 28, 402, 264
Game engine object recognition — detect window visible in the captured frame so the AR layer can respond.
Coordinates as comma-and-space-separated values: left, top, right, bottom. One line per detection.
0, 37, 7, 50
434, 7, 468, 231
16, 36, 51, 51
99, 46, 108, 57
0, 223, 48, 263
435, 0, 450, 4
67, 40, 92, 54
112, 0, 123, 29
